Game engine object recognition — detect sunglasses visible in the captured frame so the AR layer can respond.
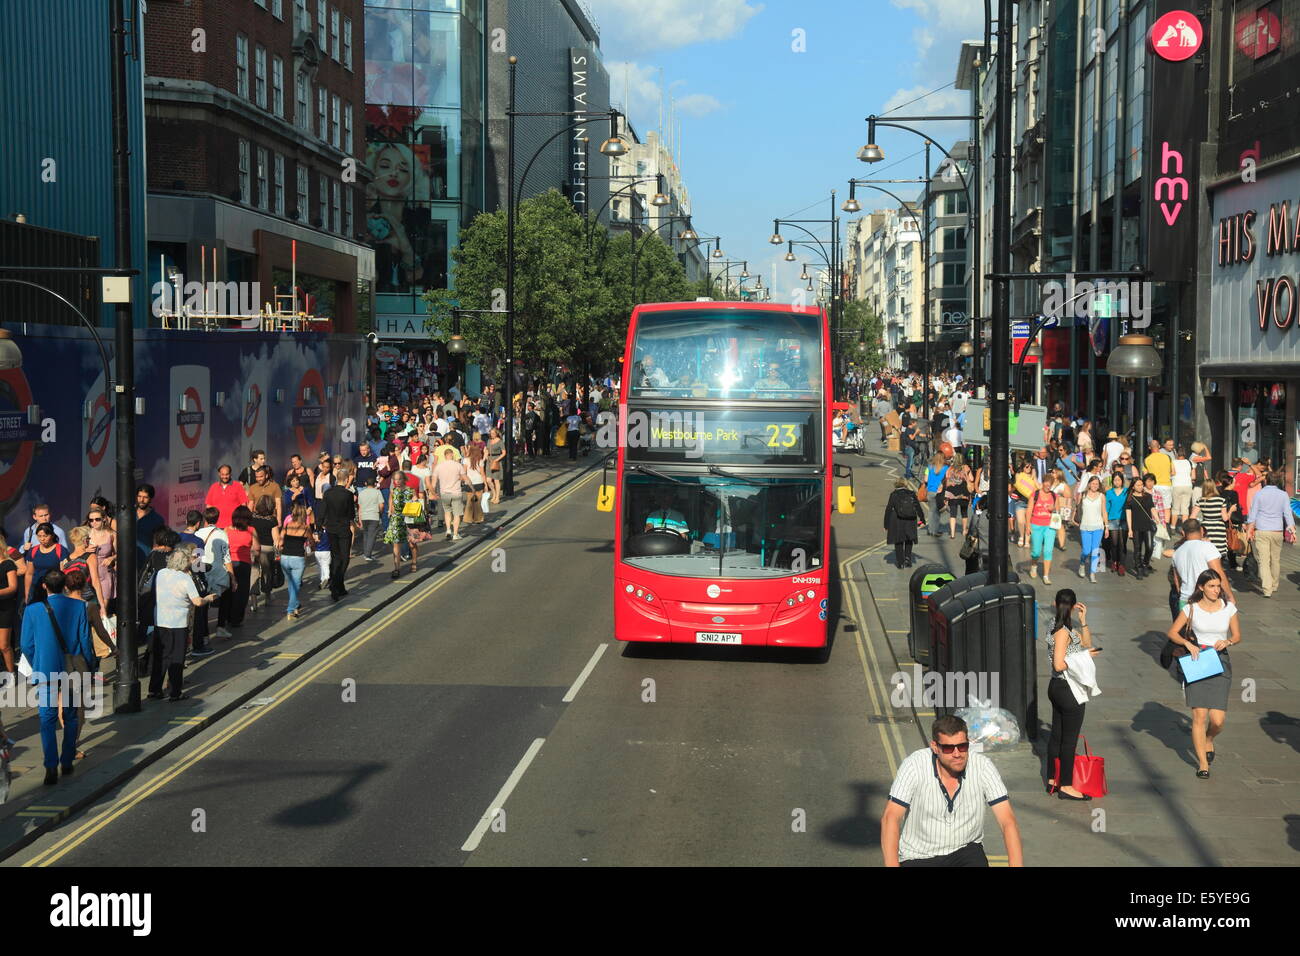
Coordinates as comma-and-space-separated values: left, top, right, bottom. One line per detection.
88, 517, 104, 522
937, 742, 970, 754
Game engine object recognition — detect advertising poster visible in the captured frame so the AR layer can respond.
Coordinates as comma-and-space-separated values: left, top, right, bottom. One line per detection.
168, 364, 210, 530
0, 325, 365, 542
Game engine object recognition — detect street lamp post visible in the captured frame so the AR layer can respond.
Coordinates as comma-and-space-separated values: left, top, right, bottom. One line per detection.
770, 198, 840, 385
110, 0, 141, 711
990, 0, 1014, 583
506, 56, 627, 497
857, 127, 978, 419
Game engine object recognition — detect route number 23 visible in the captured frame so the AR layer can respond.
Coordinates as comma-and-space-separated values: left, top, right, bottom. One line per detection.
765, 424, 798, 448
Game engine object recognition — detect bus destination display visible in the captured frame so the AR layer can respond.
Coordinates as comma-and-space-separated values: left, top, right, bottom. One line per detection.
622, 408, 818, 464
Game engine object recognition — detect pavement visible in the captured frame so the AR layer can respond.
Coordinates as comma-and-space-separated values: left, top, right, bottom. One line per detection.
6, 440, 899, 867
844, 436, 1300, 866
0, 450, 600, 862
5, 432, 1296, 866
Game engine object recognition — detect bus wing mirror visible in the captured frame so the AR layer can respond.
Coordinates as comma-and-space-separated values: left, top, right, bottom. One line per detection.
837, 485, 856, 515
597, 484, 615, 512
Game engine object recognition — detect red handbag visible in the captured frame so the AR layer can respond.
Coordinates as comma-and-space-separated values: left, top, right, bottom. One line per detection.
1053, 736, 1108, 798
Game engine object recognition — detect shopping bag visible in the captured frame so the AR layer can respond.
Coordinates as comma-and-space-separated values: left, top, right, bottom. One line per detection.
481, 494, 490, 515
402, 500, 425, 525
1054, 736, 1108, 798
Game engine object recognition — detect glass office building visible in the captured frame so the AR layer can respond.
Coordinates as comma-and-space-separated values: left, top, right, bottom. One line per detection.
365, 0, 485, 326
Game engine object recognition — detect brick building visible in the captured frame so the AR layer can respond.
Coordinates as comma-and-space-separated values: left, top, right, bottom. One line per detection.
145, 0, 374, 331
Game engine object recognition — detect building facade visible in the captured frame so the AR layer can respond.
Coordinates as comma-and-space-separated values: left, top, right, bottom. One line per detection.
847, 206, 922, 369
1199, 0, 1300, 491
364, 0, 486, 343
145, 0, 374, 332
0, 0, 149, 325
484, 0, 611, 217
926, 142, 974, 371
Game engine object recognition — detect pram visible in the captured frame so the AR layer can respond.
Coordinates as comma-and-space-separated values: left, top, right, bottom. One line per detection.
843, 419, 864, 453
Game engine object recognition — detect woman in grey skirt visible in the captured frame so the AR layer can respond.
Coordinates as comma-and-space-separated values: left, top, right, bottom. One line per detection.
1166, 569, 1242, 778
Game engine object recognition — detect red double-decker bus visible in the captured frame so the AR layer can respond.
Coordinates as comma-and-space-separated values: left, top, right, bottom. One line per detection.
599, 301, 855, 648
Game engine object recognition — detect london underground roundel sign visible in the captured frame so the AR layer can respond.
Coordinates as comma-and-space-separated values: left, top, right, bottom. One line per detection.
1149, 11, 1203, 61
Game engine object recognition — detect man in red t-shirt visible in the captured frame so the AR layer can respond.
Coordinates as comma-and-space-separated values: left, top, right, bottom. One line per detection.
204, 465, 247, 527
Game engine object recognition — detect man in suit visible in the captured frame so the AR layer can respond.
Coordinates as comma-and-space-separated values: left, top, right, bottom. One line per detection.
20, 570, 95, 785
322, 463, 357, 602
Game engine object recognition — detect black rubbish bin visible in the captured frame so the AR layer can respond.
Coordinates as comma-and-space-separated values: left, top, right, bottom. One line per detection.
908, 563, 954, 665
929, 582, 1039, 740
925, 570, 1020, 673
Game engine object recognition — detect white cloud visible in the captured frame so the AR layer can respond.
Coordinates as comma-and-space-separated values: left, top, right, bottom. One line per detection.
587, 0, 763, 54
607, 60, 722, 128
876, 1, 986, 144
889, 0, 985, 32
673, 93, 722, 117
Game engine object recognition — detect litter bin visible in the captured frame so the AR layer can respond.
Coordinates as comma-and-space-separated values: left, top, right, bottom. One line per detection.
929, 582, 1038, 740
908, 563, 954, 665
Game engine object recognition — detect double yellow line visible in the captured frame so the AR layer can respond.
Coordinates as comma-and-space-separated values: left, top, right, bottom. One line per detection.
23, 471, 601, 867
837, 543, 912, 777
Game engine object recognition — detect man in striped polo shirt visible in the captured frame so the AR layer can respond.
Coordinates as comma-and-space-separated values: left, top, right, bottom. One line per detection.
881, 715, 1023, 866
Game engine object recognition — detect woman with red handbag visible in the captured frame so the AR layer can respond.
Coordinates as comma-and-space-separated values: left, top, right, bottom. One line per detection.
1045, 589, 1101, 800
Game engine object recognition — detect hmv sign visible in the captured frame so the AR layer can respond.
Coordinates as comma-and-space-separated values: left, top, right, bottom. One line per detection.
1144, 4, 1206, 282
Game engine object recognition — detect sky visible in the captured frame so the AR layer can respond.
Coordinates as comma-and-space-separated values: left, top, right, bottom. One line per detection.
585, 0, 987, 302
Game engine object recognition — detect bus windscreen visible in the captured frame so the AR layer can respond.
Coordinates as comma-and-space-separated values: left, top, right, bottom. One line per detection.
622, 472, 823, 578
628, 309, 822, 400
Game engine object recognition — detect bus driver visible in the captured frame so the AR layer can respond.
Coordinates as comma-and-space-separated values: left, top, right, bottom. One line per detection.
644, 498, 690, 538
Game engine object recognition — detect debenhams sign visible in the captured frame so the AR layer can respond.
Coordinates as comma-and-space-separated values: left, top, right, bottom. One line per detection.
568, 48, 589, 214
1209, 163, 1300, 363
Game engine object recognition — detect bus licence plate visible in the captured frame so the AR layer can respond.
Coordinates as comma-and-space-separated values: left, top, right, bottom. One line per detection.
696, 632, 743, 644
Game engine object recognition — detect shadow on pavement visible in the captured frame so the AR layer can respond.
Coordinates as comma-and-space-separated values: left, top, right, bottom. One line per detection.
1260, 711, 1300, 756
821, 781, 883, 848
1286, 815, 1300, 852
272, 762, 387, 828
1133, 628, 1179, 669
1130, 701, 1196, 769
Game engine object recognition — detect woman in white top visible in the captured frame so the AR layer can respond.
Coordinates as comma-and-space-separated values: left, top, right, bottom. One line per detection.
1170, 446, 1195, 526
1074, 476, 1106, 583
1166, 569, 1241, 778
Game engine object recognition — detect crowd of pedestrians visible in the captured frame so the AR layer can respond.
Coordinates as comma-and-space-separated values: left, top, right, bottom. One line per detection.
4, 372, 613, 785
857, 367, 1297, 861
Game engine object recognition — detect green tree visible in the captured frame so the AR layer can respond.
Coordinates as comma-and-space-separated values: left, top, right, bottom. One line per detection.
841, 299, 886, 373
426, 189, 701, 373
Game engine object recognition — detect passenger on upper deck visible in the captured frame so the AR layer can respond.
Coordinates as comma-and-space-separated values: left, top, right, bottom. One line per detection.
634, 353, 671, 389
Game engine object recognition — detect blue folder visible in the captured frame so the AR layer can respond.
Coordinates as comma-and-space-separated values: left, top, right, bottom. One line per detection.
1179, 648, 1224, 683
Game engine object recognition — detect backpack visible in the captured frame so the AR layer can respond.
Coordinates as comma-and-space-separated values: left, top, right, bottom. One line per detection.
894, 492, 918, 521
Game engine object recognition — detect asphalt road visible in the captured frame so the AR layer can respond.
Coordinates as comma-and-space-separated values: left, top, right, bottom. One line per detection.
12, 453, 902, 867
